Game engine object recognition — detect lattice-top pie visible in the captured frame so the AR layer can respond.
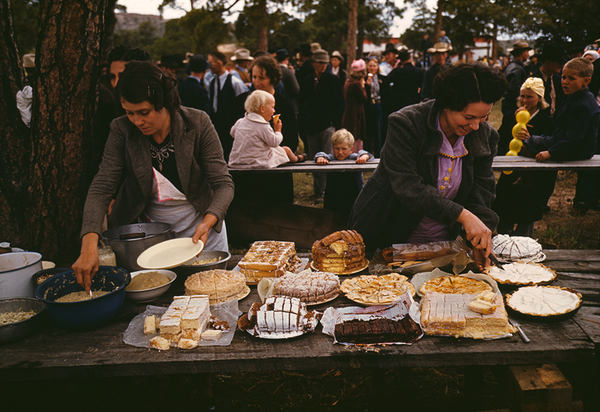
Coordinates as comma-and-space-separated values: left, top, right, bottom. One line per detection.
340, 273, 415, 305
419, 275, 493, 296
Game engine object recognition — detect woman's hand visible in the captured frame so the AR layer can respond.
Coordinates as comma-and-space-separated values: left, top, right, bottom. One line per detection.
535, 150, 551, 161
355, 154, 370, 164
366, 76, 373, 86
472, 248, 491, 272
316, 156, 329, 165
72, 233, 100, 294
192, 213, 218, 248
457, 209, 492, 271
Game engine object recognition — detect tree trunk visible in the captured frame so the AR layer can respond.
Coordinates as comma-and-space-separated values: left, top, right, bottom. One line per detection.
257, 0, 268, 52
433, 0, 445, 44
0, 0, 110, 264
492, 23, 498, 61
347, 0, 358, 72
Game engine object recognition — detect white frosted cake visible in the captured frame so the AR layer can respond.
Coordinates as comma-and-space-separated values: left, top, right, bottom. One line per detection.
492, 235, 544, 262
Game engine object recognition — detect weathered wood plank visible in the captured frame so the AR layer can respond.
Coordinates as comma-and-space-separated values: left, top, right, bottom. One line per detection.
227, 155, 600, 174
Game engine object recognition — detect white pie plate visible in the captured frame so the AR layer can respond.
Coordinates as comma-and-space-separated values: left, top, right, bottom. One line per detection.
137, 238, 204, 270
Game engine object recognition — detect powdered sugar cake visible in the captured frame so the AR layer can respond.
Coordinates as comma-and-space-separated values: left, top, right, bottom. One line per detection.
421, 292, 516, 339
238, 241, 302, 284
274, 271, 340, 304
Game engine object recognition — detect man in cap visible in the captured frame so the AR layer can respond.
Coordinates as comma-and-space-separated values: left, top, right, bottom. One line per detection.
502, 40, 533, 116
387, 48, 424, 113
230, 48, 253, 87
178, 54, 210, 113
276, 48, 300, 109
532, 43, 568, 116
379, 43, 398, 76
160, 54, 188, 83
298, 49, 345, 198
207, 50, 249, 161
421, 42, 449, 101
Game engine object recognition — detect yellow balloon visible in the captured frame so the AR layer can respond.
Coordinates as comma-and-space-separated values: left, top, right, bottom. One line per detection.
516, 110, 530, 125
505, 150, 518, 156
512, 123, 524, 138
509, 139, 523, 152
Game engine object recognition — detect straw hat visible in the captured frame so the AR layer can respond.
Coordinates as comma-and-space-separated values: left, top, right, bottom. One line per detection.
22, 54, 35, 68
231, 48, 254, 62
427, 43, 449, 54
509, 40, 532, 55
331, 51, 344, 62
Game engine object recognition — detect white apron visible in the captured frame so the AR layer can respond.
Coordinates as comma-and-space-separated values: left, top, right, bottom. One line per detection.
143, 168, 228, 252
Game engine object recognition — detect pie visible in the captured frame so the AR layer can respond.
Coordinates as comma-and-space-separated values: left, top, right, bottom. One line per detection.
340, 273, 415, 305
419, 275, 493, 296
484, 262, 556, 286
505, 286, 582, 317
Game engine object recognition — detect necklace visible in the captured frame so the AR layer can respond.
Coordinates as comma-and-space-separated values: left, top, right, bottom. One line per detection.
148, 134, 174, 172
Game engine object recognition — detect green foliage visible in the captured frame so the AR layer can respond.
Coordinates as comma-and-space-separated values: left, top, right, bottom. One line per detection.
11, 0, 39, 55
147, 8, 232, 59
114, 21, 160, 51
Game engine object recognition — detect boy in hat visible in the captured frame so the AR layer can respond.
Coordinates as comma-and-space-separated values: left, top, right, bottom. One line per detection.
330, 51, 347, 84
532, 43, 569, 116
502, 40, 532, 115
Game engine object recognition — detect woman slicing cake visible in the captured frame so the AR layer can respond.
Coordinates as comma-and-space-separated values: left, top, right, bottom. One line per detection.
72, 61, 234, 293
349, 63, 508, 271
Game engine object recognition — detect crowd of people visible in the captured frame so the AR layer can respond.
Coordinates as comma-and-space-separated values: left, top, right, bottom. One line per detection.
33, 31, 597, 290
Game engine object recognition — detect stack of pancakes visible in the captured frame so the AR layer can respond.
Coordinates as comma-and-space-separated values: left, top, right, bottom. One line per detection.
311, 230, 367, 273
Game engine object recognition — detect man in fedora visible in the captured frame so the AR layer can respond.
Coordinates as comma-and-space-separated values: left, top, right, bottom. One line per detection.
298, 49, 345, 198
178, 54, 210, 113
502, 40, 533, 116
276, 48, 300, 110
230, 48, 253, 87
532, 43, 568, 116
379, 43, 398, 76
295, 43, 315, 84
421, 42, 449, 101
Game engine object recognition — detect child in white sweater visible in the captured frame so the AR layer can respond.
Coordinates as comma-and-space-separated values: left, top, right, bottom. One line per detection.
229, 90, 306, 168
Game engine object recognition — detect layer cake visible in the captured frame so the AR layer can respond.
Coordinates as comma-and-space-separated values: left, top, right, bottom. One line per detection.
311, 230, 367, 273
238, 241, 302, 283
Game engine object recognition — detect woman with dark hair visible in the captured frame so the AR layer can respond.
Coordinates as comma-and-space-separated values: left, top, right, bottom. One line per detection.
350, 63, 508, 270
73, 61, 234, 291
231, 55, 299, 204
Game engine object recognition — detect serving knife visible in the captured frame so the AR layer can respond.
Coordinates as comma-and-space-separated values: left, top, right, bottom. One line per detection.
487, 253, 506, 270
509, 317, 530, 343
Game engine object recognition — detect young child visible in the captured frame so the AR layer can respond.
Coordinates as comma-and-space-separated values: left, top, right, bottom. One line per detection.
229, 90, 306, 168
521, 57, 600, 162
315, 128, 373, 215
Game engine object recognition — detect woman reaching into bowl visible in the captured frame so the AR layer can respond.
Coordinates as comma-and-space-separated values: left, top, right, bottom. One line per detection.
349, 63, 508, 270
73, 61, 234, 292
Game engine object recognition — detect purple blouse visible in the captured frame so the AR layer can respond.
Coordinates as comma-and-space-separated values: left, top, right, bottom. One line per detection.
407, 114, 468, 243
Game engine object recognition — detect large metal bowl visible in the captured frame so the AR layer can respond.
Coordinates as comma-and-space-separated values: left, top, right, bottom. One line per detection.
102, 223, 173, 272
34, 267, 130, 330
0, 298, 45, 344
174, 250, 231, 278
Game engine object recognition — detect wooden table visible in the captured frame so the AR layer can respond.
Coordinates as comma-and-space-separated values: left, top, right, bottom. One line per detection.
0, 250, 598, 383
228, 155, 600, 174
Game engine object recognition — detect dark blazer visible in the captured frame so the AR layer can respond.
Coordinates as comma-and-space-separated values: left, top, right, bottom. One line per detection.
178, 76, 210, 113
81, 108, 234, 237
349, 100, 499, 250
298, 72, 345, 134
502, 59, 527, 115
421, 63, 446, 101
525, 87, 600, 161
387, 62, 424, 113
280, 65, 300, 106
532, 68, 565, 116
589, 58, 600, 98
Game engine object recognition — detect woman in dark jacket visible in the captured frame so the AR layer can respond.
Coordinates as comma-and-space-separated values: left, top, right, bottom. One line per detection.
350, 63, 507, 270
342, 59, 368, 152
